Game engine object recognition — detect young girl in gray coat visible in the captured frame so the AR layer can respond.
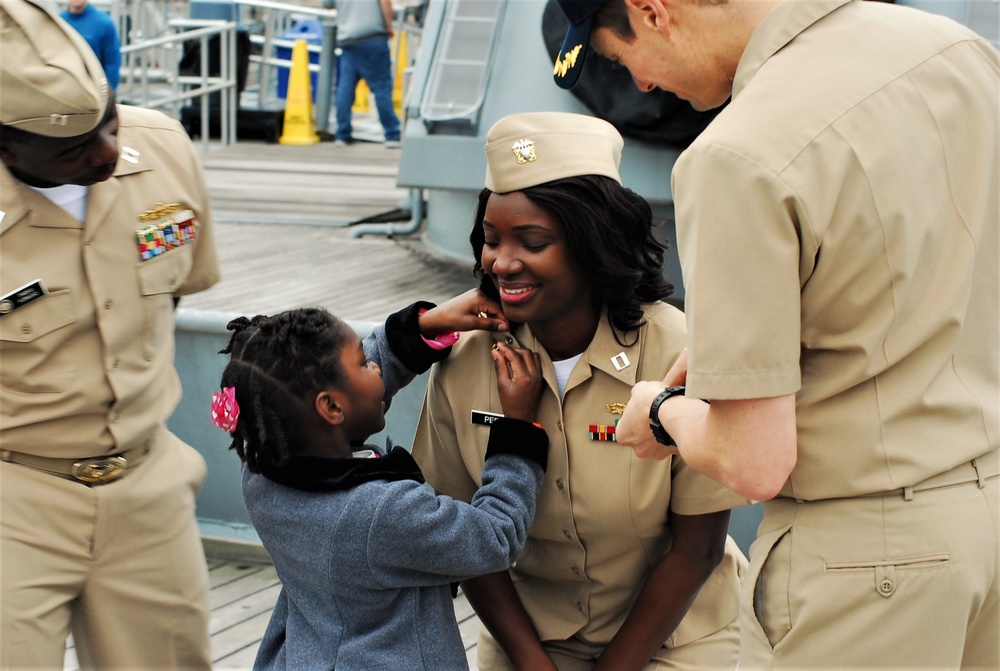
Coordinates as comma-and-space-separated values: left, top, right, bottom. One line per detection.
212, 290, 548, 670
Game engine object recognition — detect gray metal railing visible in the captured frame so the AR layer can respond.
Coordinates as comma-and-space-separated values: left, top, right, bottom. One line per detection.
119, 19, 240, 150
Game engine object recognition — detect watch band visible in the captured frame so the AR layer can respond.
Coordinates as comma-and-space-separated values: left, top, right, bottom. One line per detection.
648, 385, 686, 446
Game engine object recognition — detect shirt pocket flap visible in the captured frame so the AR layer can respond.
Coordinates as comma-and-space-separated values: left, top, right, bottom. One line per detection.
136, 245, 193, 297
0, 289, 75, 343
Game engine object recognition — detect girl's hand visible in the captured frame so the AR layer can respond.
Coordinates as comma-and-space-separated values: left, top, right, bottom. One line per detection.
418, 289, 508, 338
493, 342, 543, 423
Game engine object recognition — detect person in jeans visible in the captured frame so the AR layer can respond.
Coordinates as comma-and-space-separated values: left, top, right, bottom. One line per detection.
334, 0, 402, 147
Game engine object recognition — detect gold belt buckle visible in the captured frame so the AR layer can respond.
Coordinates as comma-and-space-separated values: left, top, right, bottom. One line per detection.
70, 456, 128, 484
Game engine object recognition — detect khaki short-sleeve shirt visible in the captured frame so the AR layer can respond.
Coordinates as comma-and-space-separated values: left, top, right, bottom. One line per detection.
674, 0, 999, 500
413, 302, 749, 648
0, 105, 220, 457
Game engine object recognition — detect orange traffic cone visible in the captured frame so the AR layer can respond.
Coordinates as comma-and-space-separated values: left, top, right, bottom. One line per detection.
279, 39, 319, 146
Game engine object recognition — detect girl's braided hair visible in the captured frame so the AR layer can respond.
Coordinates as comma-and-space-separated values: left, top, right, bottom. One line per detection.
469, 175, 674, 348
217, 307, 354, 473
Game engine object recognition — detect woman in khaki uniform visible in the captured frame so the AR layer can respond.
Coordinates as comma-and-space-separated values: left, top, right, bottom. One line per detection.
411, 112, 749, 671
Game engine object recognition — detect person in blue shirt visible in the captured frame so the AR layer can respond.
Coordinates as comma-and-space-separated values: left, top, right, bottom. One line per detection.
60, 0, 121, 90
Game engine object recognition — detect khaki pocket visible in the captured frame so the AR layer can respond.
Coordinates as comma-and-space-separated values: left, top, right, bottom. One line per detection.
135, 246, 193, 360
0, 290, 76, 392
826, 554, 951, 598
744, 526, 793, 650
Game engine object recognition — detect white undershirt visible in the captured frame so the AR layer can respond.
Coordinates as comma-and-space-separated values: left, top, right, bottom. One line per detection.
28, 183, 88, 221
552, 354, 583, 397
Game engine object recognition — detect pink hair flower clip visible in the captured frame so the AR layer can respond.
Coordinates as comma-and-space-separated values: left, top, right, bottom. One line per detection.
211, 386, 240, 432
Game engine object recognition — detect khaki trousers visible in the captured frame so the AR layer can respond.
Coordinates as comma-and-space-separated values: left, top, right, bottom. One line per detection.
1, 429, 211, 670
740, 461, 999, 669
475, 614, 740, 670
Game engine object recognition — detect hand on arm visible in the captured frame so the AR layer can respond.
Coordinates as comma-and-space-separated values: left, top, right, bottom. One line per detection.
417, 288, 508, 339
616, 350, 797, 500
461, 573, 558, 671
593, 510, 731, 671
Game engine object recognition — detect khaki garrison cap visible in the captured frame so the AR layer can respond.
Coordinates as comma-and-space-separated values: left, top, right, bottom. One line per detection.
484, 112, 624, 194
0, 0, 109, 137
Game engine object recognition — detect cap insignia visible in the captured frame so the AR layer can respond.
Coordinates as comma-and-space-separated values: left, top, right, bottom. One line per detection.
553, 44, 583, 78
512, 139, 536, 164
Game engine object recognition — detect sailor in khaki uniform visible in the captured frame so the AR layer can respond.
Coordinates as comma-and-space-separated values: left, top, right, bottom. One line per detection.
556, 0, 1000, 667
412, 112, 750, 670
0, 0, 220, 667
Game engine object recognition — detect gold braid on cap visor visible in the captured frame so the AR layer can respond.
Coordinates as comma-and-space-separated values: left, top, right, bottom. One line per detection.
553, 44, 583, 78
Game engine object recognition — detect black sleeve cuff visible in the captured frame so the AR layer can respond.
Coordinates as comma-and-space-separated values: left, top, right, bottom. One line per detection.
485, 417, 549, 472
384, 301, 450, 374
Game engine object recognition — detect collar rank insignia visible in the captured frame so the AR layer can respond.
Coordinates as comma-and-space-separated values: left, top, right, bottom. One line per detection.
589, 419, 618, 442
553, 44, 583, 79
121, 146, 140, 164
611, 352, 630, 372
512, 139, 536, 164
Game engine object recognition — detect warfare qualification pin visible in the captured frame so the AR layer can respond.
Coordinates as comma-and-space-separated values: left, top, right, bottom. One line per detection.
512, 139, 536, 164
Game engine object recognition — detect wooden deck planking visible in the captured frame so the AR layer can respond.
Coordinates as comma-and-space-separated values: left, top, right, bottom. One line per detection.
172, 135, 485, 322
179, 222, 477, 322
202, 140, 409, 227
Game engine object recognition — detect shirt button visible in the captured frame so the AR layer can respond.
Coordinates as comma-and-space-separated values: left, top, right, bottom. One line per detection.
562, 530, 572, 539
571, 566, 580, 575
557, 421, 563, 432
20, 323, 31, 335
576, 601, 584, 612
878, 578, 895, 596
104, 299, 113, 310
111, 359, 120, 369
556, 479, 564, 490
504, 335, 514, 345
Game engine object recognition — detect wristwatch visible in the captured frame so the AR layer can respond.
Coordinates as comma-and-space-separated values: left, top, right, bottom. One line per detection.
648, 385, 687, 446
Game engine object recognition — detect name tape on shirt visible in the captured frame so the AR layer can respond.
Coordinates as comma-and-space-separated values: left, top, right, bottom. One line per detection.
471, 410, 504, 426
0, 279, 48, 317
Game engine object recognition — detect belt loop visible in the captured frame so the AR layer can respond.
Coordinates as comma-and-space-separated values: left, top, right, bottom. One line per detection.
972, 458, 986, 489
903, 486, 914, 501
